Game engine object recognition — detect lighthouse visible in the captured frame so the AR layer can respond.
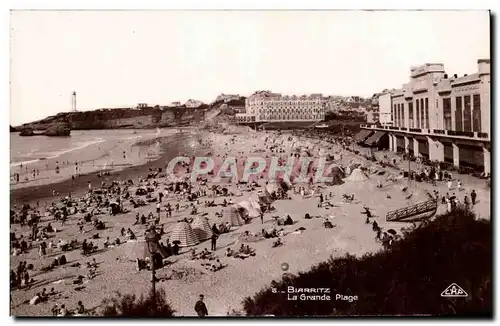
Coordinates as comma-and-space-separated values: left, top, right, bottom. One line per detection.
72, 91, 77, 112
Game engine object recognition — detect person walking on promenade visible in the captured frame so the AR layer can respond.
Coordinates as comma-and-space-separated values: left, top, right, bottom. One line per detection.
471, 189, 477, 205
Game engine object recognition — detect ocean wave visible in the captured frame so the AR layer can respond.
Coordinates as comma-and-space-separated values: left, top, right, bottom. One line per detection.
10, 139, 106, 167
124, 135, 143, 140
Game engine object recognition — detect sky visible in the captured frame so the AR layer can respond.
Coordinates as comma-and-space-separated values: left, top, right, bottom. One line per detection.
10, 10, 490, 125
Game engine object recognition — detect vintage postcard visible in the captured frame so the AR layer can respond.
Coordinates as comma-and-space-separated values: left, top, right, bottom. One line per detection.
9, 10, 492, 317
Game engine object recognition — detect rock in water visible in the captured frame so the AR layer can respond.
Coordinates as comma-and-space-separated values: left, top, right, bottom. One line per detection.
19, 128, 35, 136
43, 123, 71, 137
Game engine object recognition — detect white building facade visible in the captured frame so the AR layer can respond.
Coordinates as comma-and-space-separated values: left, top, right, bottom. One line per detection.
378, 92, 392, 125
360, 59, 491, 174
237, 92, 326, 123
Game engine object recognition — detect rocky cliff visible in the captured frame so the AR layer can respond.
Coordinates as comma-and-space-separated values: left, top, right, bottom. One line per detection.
16, 105, 209, 132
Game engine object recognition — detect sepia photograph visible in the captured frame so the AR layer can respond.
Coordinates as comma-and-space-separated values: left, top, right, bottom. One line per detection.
8, 9, 492, 317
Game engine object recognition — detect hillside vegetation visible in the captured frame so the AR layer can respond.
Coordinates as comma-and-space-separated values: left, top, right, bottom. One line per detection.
242, 207, 492, 317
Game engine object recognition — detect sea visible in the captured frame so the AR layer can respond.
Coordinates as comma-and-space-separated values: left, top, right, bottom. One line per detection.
9, 129, 161, 167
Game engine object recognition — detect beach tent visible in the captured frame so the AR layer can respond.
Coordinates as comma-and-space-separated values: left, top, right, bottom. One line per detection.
169, 222, 200, 247
191, 215, 213, 241
236, 200, 261, 218
257, 190, 273, 205
222, 206, 245, 227
345, 168, 369, 182
248, 197, 264, 214
121, 240, 148, 261
144, 230, 169, 258
324, 166, 345, 186
266, 182, 282, 195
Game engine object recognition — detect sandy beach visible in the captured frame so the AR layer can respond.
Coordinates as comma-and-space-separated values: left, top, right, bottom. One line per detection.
10, 128, 491, 316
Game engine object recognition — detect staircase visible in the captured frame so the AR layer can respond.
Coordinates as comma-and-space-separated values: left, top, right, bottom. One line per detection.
386, 199, 438, 222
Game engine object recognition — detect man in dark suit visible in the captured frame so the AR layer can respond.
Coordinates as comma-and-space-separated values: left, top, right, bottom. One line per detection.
194, 294, 208, 317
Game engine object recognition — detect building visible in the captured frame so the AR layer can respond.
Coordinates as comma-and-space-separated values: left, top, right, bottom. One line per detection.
185, 99, 204, 108
230, 105, 246, 113
359, 59, 490, 174
236, 91, 326, 124
366, 110, 379, 124
378, 92, 392, 125
215, 94, 241, 103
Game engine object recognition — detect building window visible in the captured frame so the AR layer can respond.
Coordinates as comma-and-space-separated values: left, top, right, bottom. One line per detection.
408, 102, 414, 128
473, 94, 481, 132
443, 98, 452, 130
401, 103, 405, 127
463, 95, 472, 132
420, 98, 425, 129
391, 104, 396, 122
424, 98, 429, 129
397, 104, 401, 127
455, 96, 463, 131
415, 100, 420, 128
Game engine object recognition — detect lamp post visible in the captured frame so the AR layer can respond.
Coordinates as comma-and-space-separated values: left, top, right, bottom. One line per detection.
406, 145, 412, 184
145, 234, 157, 304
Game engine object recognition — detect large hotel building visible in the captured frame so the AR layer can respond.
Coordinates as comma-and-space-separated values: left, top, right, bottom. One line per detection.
358, 59, 490, 174
236, 91, 326, 123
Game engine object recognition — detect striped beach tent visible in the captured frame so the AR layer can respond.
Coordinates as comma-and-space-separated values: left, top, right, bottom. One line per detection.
191, 215, 213, 241
222, 205, 245, 227
169, 221, 200, 247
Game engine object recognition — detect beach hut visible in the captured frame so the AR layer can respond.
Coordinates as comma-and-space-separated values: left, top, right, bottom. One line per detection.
191, 215, 213, 241
169, 222, 200, 247
345, 168, 369, 182
222, 206, 245, 227
236, 200, 261, 219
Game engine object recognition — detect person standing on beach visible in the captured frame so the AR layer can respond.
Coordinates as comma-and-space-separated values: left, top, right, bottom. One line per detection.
194, 294, 208, 317
156, 203, 161, 219
211, 233, 218, 251
166, 203, 172, 218
260, 212, 264, 224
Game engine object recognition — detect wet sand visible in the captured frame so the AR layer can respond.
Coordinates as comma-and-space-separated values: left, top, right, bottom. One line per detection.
10, 131, 202, 207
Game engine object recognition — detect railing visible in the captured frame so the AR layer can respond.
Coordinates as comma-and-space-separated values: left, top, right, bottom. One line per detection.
448, 130, 474, 137
386, 199, 437, 222
362, 125, 490, 141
